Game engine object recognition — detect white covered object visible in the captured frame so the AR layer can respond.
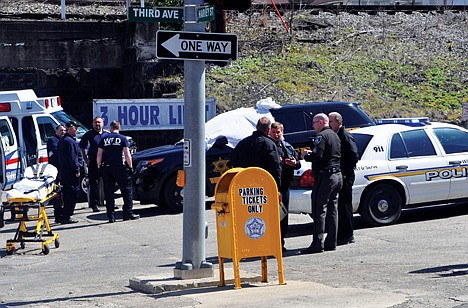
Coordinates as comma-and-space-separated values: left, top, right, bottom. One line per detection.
5, 164, 57, 201
205, 97, 281, 150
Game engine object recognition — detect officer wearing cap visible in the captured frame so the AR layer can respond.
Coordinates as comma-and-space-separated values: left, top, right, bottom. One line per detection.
301, 113, 343, 254
97, 120, 139, 223
57, 120, 82, 224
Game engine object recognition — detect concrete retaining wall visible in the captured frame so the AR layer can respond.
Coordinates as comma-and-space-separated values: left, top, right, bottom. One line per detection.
0, 20, 183, 149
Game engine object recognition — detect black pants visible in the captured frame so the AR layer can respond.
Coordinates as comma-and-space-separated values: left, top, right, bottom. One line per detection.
61, 174, 80, 220
279, 187, 290, 248
337, 172, 355, 241
101, 165, 134, 219
87, 160, 101, 209
310, 172, 343, 250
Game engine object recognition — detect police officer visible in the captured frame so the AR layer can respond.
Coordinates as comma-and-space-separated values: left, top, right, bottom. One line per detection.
301, 113, 343, 254
96, 120, 139, 223
329, 112, 359, 246
79, 116, 105, 212
57, 121, 82, 224
231, 116, 281, 188
269, 122, 301, 252
47, 124, 66, 222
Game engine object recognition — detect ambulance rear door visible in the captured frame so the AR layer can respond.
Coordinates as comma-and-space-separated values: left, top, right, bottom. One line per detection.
0, 116, 19, 190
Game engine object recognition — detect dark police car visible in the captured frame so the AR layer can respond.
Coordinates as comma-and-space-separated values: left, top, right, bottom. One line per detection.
132, 101, 375, 212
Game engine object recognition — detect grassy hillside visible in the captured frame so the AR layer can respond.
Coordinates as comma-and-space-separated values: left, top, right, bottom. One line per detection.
169, 10, 468, 123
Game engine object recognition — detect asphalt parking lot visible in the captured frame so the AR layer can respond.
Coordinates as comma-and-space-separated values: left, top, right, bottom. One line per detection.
1, 198, 467, 307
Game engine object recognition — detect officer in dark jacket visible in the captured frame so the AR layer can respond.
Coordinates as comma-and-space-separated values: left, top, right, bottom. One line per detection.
269, 122, 301, 251
79, 116, 105, 212
97, 120, 139, 223
57, 121, 82, 224
301, 113, 343, 254
329, 112, 359, 246
230, 116, 281, 188
47, 124, 65, 169
47, 124, 66, 222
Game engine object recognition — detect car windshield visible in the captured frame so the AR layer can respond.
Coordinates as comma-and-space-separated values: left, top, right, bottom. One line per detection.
51, 110, 88, 139
352, 133, 373, 159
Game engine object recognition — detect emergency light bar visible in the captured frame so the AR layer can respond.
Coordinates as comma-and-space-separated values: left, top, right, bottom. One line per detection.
40, 97, 61, 109
375, 117, 430, 126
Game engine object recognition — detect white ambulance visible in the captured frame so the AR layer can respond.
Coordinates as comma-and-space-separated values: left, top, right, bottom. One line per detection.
0, 89, 88, 193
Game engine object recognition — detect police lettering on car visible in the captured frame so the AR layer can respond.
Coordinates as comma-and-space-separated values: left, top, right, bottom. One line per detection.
96, 120, 139, 223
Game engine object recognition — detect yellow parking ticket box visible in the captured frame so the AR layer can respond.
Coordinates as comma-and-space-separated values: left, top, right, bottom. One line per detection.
211, 167, 285, 289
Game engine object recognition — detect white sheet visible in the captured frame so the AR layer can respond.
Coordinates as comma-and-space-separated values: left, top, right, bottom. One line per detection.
205, 97, 282, 150
5, 164, 57, 201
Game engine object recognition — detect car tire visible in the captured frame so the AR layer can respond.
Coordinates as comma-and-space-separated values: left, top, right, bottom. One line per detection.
80, 173, 88, 202
0, 206, 4, 228
360, 183, 402, 226
162, 174, 183, 213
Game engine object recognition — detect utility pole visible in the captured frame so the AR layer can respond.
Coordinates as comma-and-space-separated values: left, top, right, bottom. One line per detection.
174, 0, 213, 279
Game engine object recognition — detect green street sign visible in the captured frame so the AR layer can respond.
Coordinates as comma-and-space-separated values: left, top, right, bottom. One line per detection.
128, 6, 184, 23
197, 5, 215, 22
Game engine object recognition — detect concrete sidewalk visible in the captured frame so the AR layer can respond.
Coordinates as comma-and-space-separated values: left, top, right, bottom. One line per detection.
129, 268, 407, 307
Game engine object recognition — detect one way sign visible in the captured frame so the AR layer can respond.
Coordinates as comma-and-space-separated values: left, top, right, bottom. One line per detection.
156, 30, 238, 62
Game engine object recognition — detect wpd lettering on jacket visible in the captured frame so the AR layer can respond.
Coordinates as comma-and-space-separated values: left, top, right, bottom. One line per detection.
102, 136, 122, 146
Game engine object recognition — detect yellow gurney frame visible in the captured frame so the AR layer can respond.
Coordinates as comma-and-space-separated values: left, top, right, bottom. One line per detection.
2, 189, 60, 255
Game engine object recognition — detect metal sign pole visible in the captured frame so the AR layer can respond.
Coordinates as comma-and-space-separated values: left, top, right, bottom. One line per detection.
174, 0, 213, 278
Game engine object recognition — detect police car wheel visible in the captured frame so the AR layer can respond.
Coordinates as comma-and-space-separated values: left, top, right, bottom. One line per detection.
162, 174, 183, 213
0, 206, 4, 228
360, 183, 402, 226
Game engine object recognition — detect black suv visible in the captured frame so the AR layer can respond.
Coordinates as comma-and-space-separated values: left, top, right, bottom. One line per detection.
132, 101, 374, 212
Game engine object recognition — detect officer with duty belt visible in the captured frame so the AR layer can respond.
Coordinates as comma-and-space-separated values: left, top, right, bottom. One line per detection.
96, 120, 139, 223
301, 113, 343, 254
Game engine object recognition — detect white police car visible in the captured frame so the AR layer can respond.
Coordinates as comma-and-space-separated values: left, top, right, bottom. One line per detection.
289, 117, 468, 226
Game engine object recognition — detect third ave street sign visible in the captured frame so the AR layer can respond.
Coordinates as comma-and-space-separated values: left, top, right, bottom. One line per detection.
128, 7, 184, 23
156, 30, 238, 61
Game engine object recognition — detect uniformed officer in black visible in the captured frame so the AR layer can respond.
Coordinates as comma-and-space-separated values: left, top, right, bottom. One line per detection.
47, 124, 66, 222
329, 112, 359, 246
79, 116, 105, 212
301, 113, 343, 254
96, 120, 139, 223
57, 121, 82, 224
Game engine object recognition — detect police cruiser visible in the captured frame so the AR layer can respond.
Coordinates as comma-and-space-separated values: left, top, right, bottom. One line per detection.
290, 117, 468, 226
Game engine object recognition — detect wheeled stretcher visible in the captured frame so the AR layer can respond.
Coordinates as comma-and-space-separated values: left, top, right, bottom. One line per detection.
0, 163, 60, 255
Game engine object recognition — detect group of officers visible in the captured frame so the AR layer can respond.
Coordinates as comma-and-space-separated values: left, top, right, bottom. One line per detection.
231, 112, 358, 254
46, 111, 357, 251
47, 116, 139, 224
